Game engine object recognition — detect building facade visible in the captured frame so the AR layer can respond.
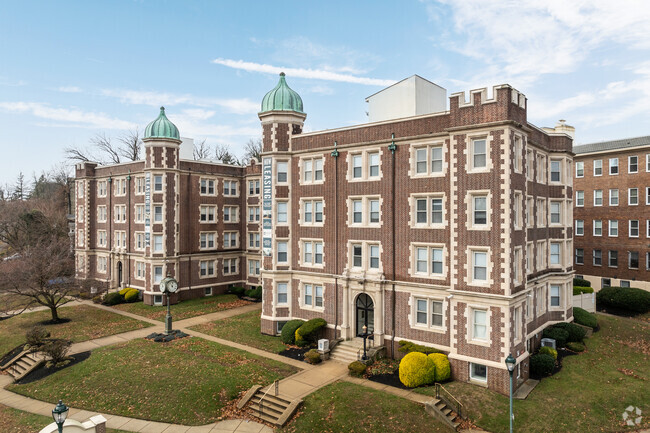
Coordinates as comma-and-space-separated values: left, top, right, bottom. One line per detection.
76, 74, 574, 394
573, 137, 650, 291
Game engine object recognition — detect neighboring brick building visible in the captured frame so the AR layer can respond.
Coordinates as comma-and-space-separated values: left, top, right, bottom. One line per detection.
573, 137, 650, 291
76, 74, 574, 394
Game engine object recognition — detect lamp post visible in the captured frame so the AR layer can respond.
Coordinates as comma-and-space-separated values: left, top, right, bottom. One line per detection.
52, 400, 69, 433
361, 325, 368, 361
505, 354, 516, 433
160, 275, 178, 335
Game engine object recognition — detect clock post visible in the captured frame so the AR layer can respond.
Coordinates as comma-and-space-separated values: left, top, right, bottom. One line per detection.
160, 275, 178, 335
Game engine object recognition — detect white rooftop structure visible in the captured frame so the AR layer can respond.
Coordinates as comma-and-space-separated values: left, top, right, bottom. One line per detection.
365, 75, 447, 122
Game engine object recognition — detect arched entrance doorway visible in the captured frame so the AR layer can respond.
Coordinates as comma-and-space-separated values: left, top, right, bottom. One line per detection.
355, 293, 374, 337
117, 261, 123, 288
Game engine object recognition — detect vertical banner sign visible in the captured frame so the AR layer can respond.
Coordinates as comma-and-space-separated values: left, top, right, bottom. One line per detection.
262, 157, 273, 256
144, 173, 151, 246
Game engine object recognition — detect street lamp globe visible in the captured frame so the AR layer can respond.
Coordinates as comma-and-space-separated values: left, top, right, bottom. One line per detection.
505, 353, 516, 373
52, 400, 69, 433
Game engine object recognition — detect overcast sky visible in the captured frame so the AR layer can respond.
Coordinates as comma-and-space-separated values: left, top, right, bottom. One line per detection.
1, 0, 650, 187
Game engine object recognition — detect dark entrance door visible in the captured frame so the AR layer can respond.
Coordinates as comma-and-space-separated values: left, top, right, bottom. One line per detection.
117, 261, 123, 287
356, 293, 374, 336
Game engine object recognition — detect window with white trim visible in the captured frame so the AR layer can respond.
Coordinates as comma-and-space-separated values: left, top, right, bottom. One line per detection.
607, 220, 618, 237
135, 262, 145, 279
472, 195, 488, 227
413, 144, 444, 175
114, 231, 126, 248
594, 159, 602, 176
646, 252, 650, 270
200, 206, 215, 223
97, 205, 107, 223
537, 241, 546, 269
471, 138, 487, 170
647, 220, 650, 237
575, 191, 584, 207
608, 250, 618, 267
200, 232, 216, 249
471, 250, 488, 283
114, 205, 126, 223
630, 220, 639, 237
594, 190, 603, 206
514, 136, 522, 173
526, 242, 533, 273
135, 232, 145, 250
97, 230, 107, 247
152, 205, 162, 223
629, 155, 638, 173
277, 241, 288, 263
223, 231, 238, 248
593, 220, 602, 236
302, 240, 324, 266
513, 306, 521, 341
153, 234, 163, 252
575, 248, 584, 265
629, 188, 638, 205
153, 175, 163, 192
593, 249, 602, 266
537, 154, 547, 183
415, 298, 444, 328
537, 199, 546, 227
470, 363, 487, 382
114, 178, 127, 196
97, 256, 107, 273
134, 204, 144, 223
348, 196, 381, 226
526, 196, 534, 226
302, 199, 323, 225
276, 161, 289, 184
646, 187, 650, 205
303, 283, 323, 308
223, 180, 238, 196
276, 201, 288, 224
413, 245, 444, 277
575, 161, 584, 178
550, 201, 561, 224
550, 160, 561, 182
575, 220, 584, 236
550, 284, 561, 307
513, 247, 522, 284
513, 192, 522, 229
412, 195, 444, 227
200, 260, 215, 277
200, 178, 215, 195
223, 206, 238, 223
608, 189, 618, 206
97, 180, 107, 197
609, 158, 619, 174
248, 179, 260, 195
276, 282, 288, 304
248, 206, 260, 222
223, 258, 238, 275
368, 152, 380, 178
248, 232, 260, 249
77, 229, 84, 247
248, 259, 260, 276
550, 242, 561, 266
527, 150, 534, 180
303, 157, 324, 183
135, 177, 145, 195
472, 309, 488, 341
153, 266, 163, 283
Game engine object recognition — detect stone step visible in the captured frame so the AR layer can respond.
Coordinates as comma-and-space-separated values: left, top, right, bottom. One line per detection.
248, 402, 283, 418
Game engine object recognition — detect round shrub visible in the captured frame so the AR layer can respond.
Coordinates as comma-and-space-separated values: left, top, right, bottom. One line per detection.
348, 361, 367, 377
124, 289, 139, 303
398, 340, 443, 355
281, 319, 305, 345
542, 327, 569, 348
566, 341, 585, 352
305, 349, 322, 364
118, 287, 133, 296
245, 286, 262, 299
551, 322, 586, 343
229, 286, 246, 297
428, 353, 451, 382
399, 352, 436, 388
538, 346, 558, 360
573, 277, 591, 288
573, 286, 594, 295
530, 353, 555, 377
597, 287, 650, 314
103, 292, 124, 306
296, 318, 327, 343
573, 307, 598, 329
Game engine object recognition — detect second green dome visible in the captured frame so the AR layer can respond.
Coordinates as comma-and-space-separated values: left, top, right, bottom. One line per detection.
261, 73, 304, 113
144, 107, 180, 140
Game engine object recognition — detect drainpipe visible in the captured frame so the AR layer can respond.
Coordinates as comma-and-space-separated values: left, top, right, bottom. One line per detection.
331, 141, 340, 339
127, 171, 131, 287
187, 169, 192, 293
388, 133, 397, 357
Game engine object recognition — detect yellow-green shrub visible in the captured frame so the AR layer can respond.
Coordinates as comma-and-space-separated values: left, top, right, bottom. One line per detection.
539, 346, 558, 360
428, 353, 451, 382
118, 287, 132, 296
124, 289, 139, 303
399, 352, 435, 388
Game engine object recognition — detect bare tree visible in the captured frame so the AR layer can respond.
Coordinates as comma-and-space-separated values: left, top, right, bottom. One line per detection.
214, 144, 241, 166
91, 133, 121, 164
242, 138, 262, 164
193, 139, 212, 160
64, 130, 142, 165
116, 129, 142, 162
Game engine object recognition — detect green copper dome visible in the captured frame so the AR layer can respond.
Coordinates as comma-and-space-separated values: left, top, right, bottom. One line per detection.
144, 107, 180, 140
261, 73, 304, 113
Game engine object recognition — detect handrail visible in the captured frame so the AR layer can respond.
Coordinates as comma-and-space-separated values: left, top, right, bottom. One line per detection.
435, 382, 464, 420
258, 379, 279, 418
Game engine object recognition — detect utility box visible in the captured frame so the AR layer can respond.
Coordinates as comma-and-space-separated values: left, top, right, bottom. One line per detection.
541, 338, 556, 350
318, 339, 329, 352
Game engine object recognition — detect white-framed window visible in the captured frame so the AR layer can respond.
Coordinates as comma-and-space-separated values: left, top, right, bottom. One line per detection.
609, 189, 619, 206
200, 232, 216, 250
646, 252, 650, 270
113, 205, 126, 223
223, 206, 238, 223
248, 206, 260, 222
352, 154, 362, 178
609, 158, 619, 175
248, 259, 260, 276
575, 191, 584, 207
153, 266, 163, 284
608, 250, 618, 267
97, 256, 108, 273
200, 260, 215, 277
97, 205, 107, 223
97, 230, 107, 247
470, 363, 487, 382
153, 175, 163, 192
77, 229, 84, 247
630, 220, 639, 237
513, 135, 522, 173
97, 180, 107, 197
629, 188, 638, 205
276, 161, 288, 183
302, 157, 324, 183
537, 198, 547, 227
593, 249, 602, 266
135, 232, 145, 250
348, 149, 382, 181
471, 194, 488, 228
135, 176, 145, 195
77, 205, 84, 223
302, 240, 324, 266
200, 206, 215, 223
575, 248, 584, 265
277, 201, 288, 224
550, 242, 561, 265
348, 196, 382, 226
223, 231, 238, 248
114, 231, 126, 248
113, 178, 127, 196
575, 161, 584, 178
412, 244, 445, 278
276, 282, 288, 304
537, 154, 547, 183
472, 308, 488, 341
608, 220, 618, 237
537, 241, 547, 269
414, 298, 444, 329
153, 234, 163, 252
526, 242, 533, 274
200, 178, 216, 195
153, 205, 163, 223
647, 220, 650, 238
411, 195, 445, 227
471, 250, 488, 283
135, 261, 145, 279
302, 199, 324, 225
413, 144, 444, 175
575, 220, 584, 236
352, 243, 363, 268
223, 179, 238, 196
526, 196, 534, 227
302, 283, 324, 309
248, 232, 260, 249
526, 150, 534, 180
629, 155, 638, 173
513, 247, 522, 284
277, 240, 288, 263
550, 201, 561, 225
223, 257, 238, 275
471, 138, 487, 170
594, 190, 603, 206
550, 284, 561, 307
248, 179, 260, 196
134, 204, 144, 223
647, 154, 650, 172
594, 159, 602, 176
513, 306, 521, 341
593, 220, 602, 236
646, 187, 650, 205
513, 192, 522, 229
368, 151, 380, 178
550, 159, 561, 182
369, 244, 380, 269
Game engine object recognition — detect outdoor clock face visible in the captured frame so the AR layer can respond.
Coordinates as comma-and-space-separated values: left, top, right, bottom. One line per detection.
159, 279, 167, 293
167, 279, 178, 293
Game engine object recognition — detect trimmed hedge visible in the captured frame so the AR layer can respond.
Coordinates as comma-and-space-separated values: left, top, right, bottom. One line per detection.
530, 353, 555, 377
566, 341, 585, 352
573, 307, 598, 329
597, 286, 650, 314
229, 286, 246, 297
245, 286, 262, 300
296, 318, 327, 343
398, 340, 443, 355
305, 349, 322, 364
573, 277, 591, 288
103, 292, 124, 306
573, 286, 594, 295
124, 289, 139, 303
428, 353, 451, 382
539, 346, 558, 360
399, 352, 435, 388
551, 322, 586, 343
348, 361, 367, 377
118, 287, 132, 296
280, 320, 305, 345
542, 327, 569, 348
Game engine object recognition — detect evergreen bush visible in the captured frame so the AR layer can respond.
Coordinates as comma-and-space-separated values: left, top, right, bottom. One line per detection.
280, 319, 305, 344
573, 286, 594, 295
348, 361, 367, 377
551, 322, 586, 343
530, 353, 555, 377
296, 318, 327, 343
124, 289, 139, 303
118, 287, 132, 296
597, 287, 650, 314
538, 346, 558, 360
397, 340, 443, 355
542, 327, 569, 348
399, 352, 436, 388
245, 286, 262, 299
566, 341, 585, 352
305, 349, 322, 364
573, 307, 598, 329
103, 292, 124, 306
573, 277, 591, 288
428, 353, 451, 382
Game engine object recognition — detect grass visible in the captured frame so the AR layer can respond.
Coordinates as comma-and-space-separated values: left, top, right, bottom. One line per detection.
415, 313, 650, 432
0, 305, 152, 357
8, 337, 298, 425
112, 294, 250, 321
279, 381, 446, 433
190, 310, 286, 353
0, 404, 129, 433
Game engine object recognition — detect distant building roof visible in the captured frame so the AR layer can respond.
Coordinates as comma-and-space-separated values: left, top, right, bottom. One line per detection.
573, 135, 650, 154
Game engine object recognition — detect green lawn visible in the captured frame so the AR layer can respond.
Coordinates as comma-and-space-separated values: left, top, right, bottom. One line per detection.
415, 313, 650, 432
190, 310, 286, 353
112, 294, 250, 321
8, 337, 298, 425
0, 404, 129, 433
279, 381, 446, 433
0, 305, 152, 357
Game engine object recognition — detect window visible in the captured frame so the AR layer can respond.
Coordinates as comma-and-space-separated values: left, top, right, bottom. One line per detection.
472, 139, 487, 169
114, 231, 126, 248
200, 232, 215, 249
248, 232, 260, 249
248, 206, 260, 222
646, 187, 650, 205
537, 199, 546, 227
369, 199, 380, 223
248, 179, 260, 195
550, 285, 561, 307
153, 205, 163, 223
513, 248, 522, 283
609, 158, 618, 175
630, 220, 639, 237
575, 248, 584, 265
97, 256, 107, 273
647, 252, 650, 270
154, 175, 163, 192
514, 136, 522, 172
575, 220, 584, 236
135, 177, 145, 194
513, 192, 522, 229
602, 278, 611, 288
609, 220, 618, 237
414, 144, 443, 175
629, 188, 638, 205
472, 309, 487, 341
97, 230, 107, 247
223, 231, 238, 248
302, 240, 324, 266
277, 241, 288, 263
594, 159, 602, 176
303, 284, 323, 308
537, 242, 546, 269
473, 195, 487, 226
200, 206, 215, 222
609, 189, 619, 206
200, 179, 215, 195
413, 245, 444, 277
593, 220, 602, 236
527, 150, 534, 180
513, 307, 521, 340
134, 205, 144, 223
537, 154, 547, 183
369, 245, 380, 269
135, 232, 145, 250
77, 229, 84, 247
629, 251, 639, 269
629, 155, 638, 173
472, 251, 487, 282
593, 249, 602, 266
153, 235, 163, 252
620, 280, 631, 288
608, 250, 618, 267
301, 200, 323, 225
302, 158, 324, 183
594, 190, 603, 206
470, 363, 487, 382
415, 298, 444, 328
353, 200, 362, 223
550, 242, 561, 265
97, 205, 107, 222
576, 191, 584, 206
277, 202, 288, 223
135, 262, 145, 279
277, 283, 288, 304
248, 259, 260, 276
223, 180, 238, 196
349, 196, 381, 226
413, 196, 444, 227
550, 160, 561, 182
114, 205, 126, 223
575, 161, 584, 177
368, 152, 379, 177
114, 178, 127, 196
223, 206, 238, 223
352, 244, 362, 267
276, 161, 288, 183
352, 155, 362, 178
648, 220, 650, 237
97, 180, 107, 197
550, 202, 561, 224
526, 197, 534, 226
223, 258, 238, 275
153, 266, 163, 284
526, 243, 533, 273
200, 260, 215, 277
349, 150, 381, 180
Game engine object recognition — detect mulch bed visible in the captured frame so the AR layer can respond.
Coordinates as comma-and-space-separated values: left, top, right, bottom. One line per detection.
278, 346, 310, 361
145, 330, 189, 342
0, 345, 26, 368
17, 351, 91, 384
367, 371, 410, 389
37, 318, 72, 326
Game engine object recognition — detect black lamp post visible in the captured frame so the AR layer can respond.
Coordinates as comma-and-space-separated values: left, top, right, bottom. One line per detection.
52, 400, 69, 433
505, 354, 516, 433
361, 325, 369, 361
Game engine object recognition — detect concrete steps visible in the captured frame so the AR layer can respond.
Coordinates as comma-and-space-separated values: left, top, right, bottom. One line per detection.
425, 397, 461, 431
329, 339, 365, 364
4, 351, 45, 382
238, 385, 302, 427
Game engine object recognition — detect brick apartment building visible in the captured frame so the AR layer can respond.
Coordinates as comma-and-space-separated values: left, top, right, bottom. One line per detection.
76, 74, 574, 394
573, 137, 650, 291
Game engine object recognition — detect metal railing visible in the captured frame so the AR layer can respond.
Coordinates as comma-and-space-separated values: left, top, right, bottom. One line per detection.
435, 382, 464, 420
258, 379, 279, 418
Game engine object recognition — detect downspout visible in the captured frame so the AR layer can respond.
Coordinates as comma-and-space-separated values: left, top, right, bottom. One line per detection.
108, 176, 113, 285
187, 169, 192, 293
127, 171, 131, 286
388, 133, 397, 357
331, 141, 340, 339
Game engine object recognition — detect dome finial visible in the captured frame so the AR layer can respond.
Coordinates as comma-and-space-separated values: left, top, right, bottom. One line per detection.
280, 72, 285, 77
260, 73, 303, 113
144, 107, 180, 140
